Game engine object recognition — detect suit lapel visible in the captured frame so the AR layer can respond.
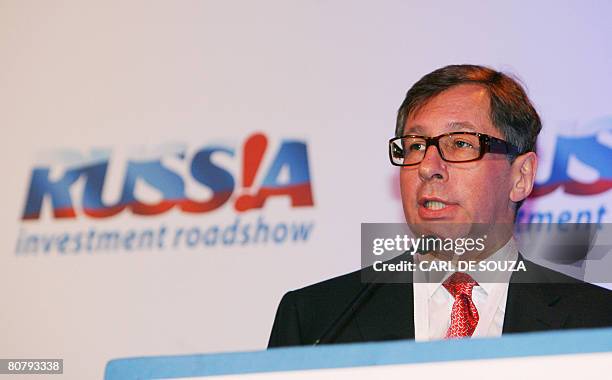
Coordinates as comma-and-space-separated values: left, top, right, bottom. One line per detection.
503, 257, 569, 333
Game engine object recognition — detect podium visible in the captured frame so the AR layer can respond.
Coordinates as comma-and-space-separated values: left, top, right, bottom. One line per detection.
105, 327, 612, 379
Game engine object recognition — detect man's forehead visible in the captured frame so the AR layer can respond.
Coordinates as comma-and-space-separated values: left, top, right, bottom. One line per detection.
402, 84, 494, 135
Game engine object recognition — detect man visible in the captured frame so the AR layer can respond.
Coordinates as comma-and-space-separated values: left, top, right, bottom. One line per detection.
268, 64, 612, 347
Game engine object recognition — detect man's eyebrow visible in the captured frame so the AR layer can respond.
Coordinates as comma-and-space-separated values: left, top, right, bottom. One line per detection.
403, 125, 425, 135
403, 121, 478, 135
448, 121, 477, 131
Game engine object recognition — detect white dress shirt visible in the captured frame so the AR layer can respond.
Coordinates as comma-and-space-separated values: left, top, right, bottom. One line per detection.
413, 238, 519, 341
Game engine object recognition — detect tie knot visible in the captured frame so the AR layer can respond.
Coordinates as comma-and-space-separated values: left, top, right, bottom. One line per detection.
443, 272, 478, 298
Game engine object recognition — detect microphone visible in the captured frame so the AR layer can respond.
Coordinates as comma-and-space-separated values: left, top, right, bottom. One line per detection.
313, 280, 380, 345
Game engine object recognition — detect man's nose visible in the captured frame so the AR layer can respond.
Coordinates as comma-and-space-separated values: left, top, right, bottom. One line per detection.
418, 144, 447, 181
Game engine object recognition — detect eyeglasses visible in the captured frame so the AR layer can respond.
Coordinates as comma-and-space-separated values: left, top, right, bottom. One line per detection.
389, 132, 520, 166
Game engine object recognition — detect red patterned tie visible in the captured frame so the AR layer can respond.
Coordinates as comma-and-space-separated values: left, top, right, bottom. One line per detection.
443, 272, 479, 338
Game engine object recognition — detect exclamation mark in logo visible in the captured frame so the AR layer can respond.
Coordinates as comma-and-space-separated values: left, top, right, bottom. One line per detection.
235, 133, 267, 211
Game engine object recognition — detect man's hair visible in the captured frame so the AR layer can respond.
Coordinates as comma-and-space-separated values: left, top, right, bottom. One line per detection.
395, 64, 542, 155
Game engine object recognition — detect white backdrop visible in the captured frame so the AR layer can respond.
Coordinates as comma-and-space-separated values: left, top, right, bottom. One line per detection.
1, 1, 611, 379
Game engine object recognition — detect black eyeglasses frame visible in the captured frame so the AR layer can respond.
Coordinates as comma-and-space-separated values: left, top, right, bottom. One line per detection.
388, 132, 521, 167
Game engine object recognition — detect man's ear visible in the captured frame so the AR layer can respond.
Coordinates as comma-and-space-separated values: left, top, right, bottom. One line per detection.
509, 152, 538, 203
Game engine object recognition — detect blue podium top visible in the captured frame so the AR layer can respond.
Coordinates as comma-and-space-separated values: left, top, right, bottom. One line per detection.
105, 327, 612, 379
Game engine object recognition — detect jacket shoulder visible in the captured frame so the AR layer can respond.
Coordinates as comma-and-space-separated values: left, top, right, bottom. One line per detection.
268, 268, 366, 347
516, 258, 612, 328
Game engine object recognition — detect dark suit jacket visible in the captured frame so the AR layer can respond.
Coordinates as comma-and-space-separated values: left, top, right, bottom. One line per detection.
268, 257, 612, 347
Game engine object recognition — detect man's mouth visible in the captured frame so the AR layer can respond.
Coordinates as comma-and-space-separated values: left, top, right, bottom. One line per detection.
417, 198, 458, 219
424, 200, 447, 210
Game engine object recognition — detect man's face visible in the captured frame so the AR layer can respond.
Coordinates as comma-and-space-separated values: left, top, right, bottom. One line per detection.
400, 84, 516, 237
